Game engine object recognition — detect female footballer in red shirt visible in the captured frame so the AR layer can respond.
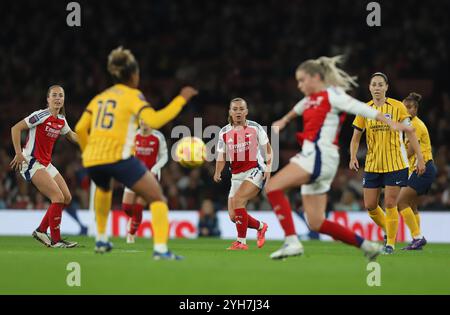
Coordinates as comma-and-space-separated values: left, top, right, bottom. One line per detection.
121, 119, 169, 244
214, 98, 270, 250
10, 85, 79, 248
266, 56, 413, 260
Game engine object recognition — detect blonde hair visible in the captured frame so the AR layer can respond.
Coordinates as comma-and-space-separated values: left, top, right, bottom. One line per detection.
47, 85, 65, 116
228, 98, 247, 125
297, 55, 358, 91
107, 46, 139, 83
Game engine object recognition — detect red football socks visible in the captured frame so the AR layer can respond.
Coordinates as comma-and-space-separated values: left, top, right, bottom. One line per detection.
122, 203, 133, 217
38, 210, 50, 232
48, 203, 64, 243
319, 219, 364, 247
247, 215, 260, 230
267, 190, 296, 236
129, 203, 144, 235
234, 208, 249, 238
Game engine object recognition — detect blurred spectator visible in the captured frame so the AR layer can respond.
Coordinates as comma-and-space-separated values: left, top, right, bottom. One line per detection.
198, 199, 221, 237
334, 189, 361, 212
0, 182, 7, 209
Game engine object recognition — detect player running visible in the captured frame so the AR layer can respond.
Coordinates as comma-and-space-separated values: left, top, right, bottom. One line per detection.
349, 73, 425, 254
214, 98, 270, 250
266, 56, 413, 260
121, 119, 168, 244
398, 92, 436, 250
75, 46, 198, 259
10, 85, 79, 248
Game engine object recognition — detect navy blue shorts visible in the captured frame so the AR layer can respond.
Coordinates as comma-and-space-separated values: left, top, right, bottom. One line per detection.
86, 157, 147, 191
408, 160, 437, 195
363, 168, 409, 188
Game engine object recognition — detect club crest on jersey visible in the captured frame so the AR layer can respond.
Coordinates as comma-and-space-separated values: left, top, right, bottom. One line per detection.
29, 115, 39, 124
384, 113, 392, 119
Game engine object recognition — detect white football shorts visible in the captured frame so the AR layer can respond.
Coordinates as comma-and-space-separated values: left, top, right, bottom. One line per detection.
228, 167, 265, 198
289, 140, 340, 195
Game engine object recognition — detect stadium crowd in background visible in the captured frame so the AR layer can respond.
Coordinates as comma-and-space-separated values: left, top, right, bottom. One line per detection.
0, 0, 449, 213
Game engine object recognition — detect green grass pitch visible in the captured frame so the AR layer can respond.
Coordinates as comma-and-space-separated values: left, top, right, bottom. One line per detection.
1, 236, 449, 294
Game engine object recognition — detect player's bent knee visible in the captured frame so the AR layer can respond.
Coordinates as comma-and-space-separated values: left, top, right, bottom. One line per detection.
64, 194, 72, 205
229, 214, 236, 222
385, 199, 397, 209
51, 192, 65, 204
365, 202, 378, 211
233, 194, 246, 208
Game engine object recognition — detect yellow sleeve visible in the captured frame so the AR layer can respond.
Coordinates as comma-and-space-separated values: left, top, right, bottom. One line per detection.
75, 101, 94, 152
352, 115, 365, 131
135, 95, 187, 129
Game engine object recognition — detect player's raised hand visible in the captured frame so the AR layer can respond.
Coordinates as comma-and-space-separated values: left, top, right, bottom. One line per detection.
349, 158, 359, 171
10, 152, 26, 171
180, 86, 199, 102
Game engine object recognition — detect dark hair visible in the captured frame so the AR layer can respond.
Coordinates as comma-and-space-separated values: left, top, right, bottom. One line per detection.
371, 72, 388, 84
404, 92, 422, 107
107, 46, 139, 83
47, 85, 66, 116
228, 98, 247, 125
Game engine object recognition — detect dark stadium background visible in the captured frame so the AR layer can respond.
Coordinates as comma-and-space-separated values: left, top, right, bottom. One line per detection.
0, 0, 449, 213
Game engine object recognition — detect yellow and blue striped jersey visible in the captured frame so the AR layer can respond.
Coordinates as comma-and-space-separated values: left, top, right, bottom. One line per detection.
353, 98, 411, 173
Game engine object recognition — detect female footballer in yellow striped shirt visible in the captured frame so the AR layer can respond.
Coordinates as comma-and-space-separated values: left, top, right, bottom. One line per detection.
349, 72, 425, 254
75, 47, 198, 259
398, 92, 437, 250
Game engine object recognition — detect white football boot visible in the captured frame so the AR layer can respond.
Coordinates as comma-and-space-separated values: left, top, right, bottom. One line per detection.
270, 241, 304, 260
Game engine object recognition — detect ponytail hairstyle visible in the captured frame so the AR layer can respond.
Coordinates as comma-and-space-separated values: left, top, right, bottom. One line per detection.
228, 97, 247, 126
297, 55, 358, 91
107, 46, 139, 84
404, 92, 422, 109
47, 85, 65, 116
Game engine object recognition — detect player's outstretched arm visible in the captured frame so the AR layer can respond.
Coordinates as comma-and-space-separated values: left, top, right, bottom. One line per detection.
272, 109, 298, 134
10, 120, 29, 171
140, 86, 198, 129
65, 130, 79, 146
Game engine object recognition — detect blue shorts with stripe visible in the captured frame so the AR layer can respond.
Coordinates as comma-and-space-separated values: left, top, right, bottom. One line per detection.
86, 157, 147, 191
408, 160, 437, 195
363, 168, 409, 188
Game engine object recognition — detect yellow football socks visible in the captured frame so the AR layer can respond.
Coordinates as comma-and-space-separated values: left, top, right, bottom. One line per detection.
94, 188, 112, 239
368, 205, 386, 232
400, 207, 421, 239
415, 213, 421, 228
151, 201, 169, 252
385, 207, 399, 247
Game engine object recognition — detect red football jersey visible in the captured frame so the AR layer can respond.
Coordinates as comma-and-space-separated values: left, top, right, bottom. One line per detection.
23, 109, 71, 166
217, 120, 269, 174
134, 130, 168, 173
